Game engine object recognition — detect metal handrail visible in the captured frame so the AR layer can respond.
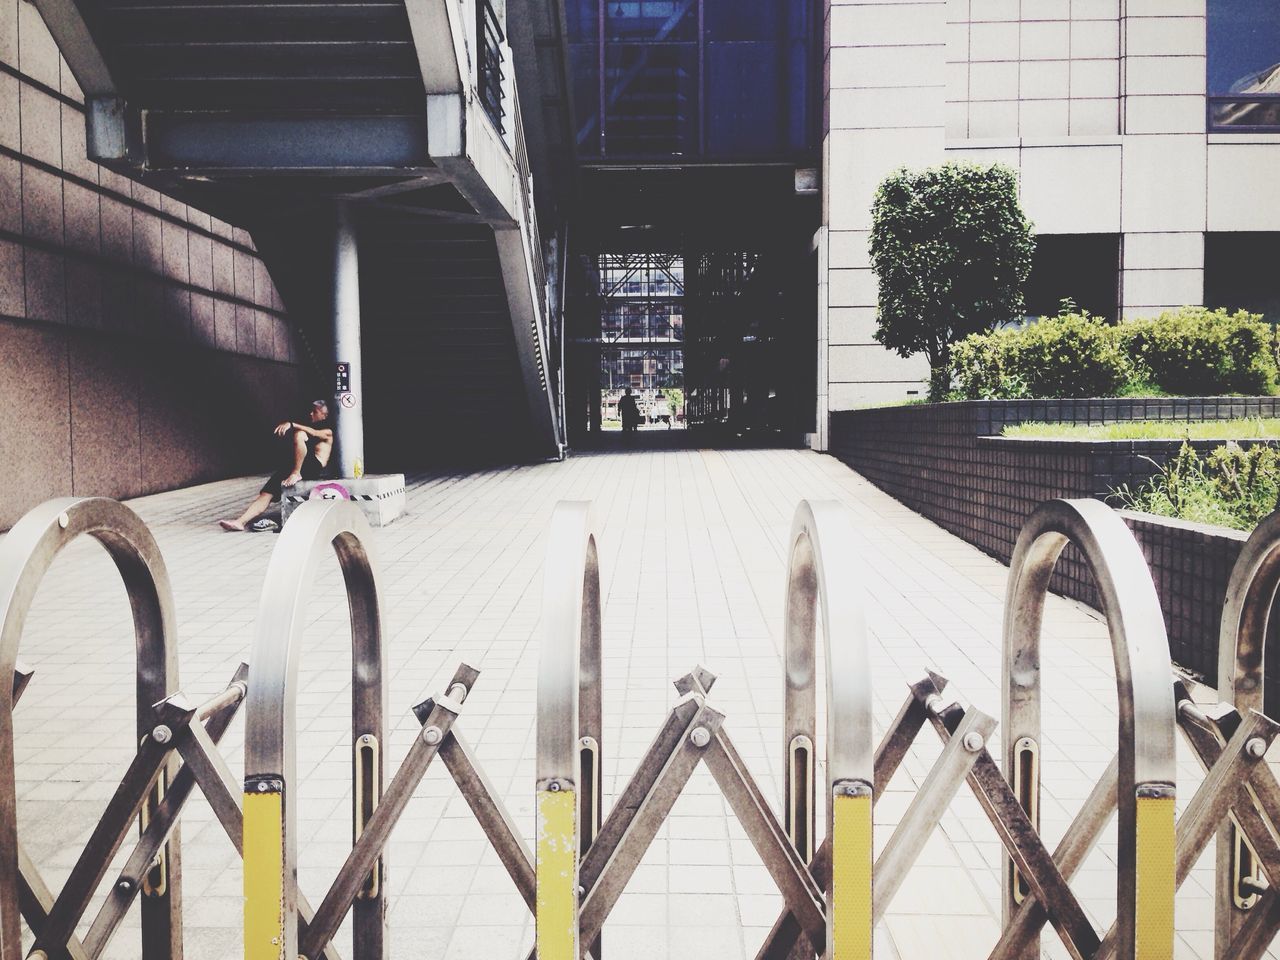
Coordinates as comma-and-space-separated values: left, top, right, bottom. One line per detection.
0, 497, 181, 959
535, 500, 603, 960
782, 499, 875, 956
242, 498, 386, 960
1002, 498, 1177, 960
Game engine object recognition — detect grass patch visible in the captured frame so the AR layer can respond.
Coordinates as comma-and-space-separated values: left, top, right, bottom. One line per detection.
1003, 418, 1280, 441
1111, 441, 1280, 532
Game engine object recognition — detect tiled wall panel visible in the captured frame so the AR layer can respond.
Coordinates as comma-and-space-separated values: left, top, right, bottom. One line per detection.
0, 0, 307, 528
830, 398, 1280, 704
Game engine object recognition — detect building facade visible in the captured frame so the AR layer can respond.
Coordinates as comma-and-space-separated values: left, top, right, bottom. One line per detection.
1, 0, 305, 528
818, 0, 1280, 445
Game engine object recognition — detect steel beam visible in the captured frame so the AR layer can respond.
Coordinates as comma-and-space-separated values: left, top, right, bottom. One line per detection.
142, 114, 429, 171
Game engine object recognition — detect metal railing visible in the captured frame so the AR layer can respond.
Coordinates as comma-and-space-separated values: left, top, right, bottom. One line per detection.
8, 493, 1280, 958
477, 0, 506, 135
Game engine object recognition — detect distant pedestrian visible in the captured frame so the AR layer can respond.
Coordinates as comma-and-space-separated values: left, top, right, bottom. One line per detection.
619, 388, 640, 435
217, 400, 333, 531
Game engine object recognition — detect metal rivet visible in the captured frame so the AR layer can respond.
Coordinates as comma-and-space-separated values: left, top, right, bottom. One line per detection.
1246, 737, 1268, 759
962, 731, 985, 753
549, 780, 562, 792
257, 781, 269, 792
117, 879, 133, 892
57, 512, 69, 530
447, 682, 468, 702
151, 725, 172, 745
580, 737, 592, 747
690, 726, 711, 748
422, 725, 443, 746
361, 734, 372, 745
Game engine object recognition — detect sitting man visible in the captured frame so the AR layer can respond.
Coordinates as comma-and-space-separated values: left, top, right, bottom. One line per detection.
218, 400, 334, 531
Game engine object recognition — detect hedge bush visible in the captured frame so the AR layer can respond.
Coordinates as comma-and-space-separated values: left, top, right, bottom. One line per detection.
1122, 308, 1278, 395
950, 312, 1135, 400
947, 307, 1279, 400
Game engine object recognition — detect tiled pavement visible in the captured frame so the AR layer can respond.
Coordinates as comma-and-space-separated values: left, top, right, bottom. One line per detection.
4, 448, 1267, 959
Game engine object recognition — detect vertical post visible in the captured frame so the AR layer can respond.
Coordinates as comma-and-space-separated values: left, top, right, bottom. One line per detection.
333, 202, 365, 479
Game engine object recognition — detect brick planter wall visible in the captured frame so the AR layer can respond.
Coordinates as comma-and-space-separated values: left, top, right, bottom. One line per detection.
829, 398, 1280, 704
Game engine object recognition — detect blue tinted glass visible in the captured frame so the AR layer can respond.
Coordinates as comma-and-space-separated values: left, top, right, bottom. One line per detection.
564, 0, 816, 160
1208, 0, 1280, 94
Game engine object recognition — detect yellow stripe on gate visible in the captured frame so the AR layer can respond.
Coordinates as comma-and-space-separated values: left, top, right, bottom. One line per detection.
536, 788, 579, 959
244, 790, 286, 960
1134, 794, 1175, 960
831, 792, 873, 960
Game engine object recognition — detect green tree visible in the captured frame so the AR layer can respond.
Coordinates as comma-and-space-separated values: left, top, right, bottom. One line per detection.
869, 162, 1035, 400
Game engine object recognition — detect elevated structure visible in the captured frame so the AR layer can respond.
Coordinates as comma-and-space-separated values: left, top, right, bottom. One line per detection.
32, 0, 567, 465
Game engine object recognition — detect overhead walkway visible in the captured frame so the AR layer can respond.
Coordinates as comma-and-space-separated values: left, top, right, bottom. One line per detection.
32, 0, 568, 463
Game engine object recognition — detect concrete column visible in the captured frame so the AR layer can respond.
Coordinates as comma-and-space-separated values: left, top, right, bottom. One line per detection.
333, 202, 365, 477
819, 0, 946, 441
1119, 0, 1207, 318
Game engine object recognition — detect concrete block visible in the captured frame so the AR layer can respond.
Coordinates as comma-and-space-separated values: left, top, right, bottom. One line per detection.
69, 336, 141, 500
0, 155, 19, 233
214, 298, 237, 350
1020, 21, 1070, 61
1020, 144, 1121, 232
234, 304, 256, 354
1122, 134, 1206, 233
21, 165, 63, 243
65, 260, 101, 328
1070, 59, 1120, 100
1124, 95, 1206, 135
827, 127, 946, 229
828, 306, 880, 345
63, 182, 101, 254
283, 475, 407, 528
946, 144, 1019, 167
967, 99, 1019, 138
60, 102, 94, 181
1125, 0, 1203, 17
19, 85, 61, 167
100, 197, 133, 264
970, 61, 1019, 101
946, 100, 969, 139
1121, 232, 1203, 271
1207, 143, 1280, 232
828, 230, 871, 269
1019, 98, 1070, 137
1070, 19, 1120, 60
831, 4, 946, 48
1121, 268, 1203, 309
969, 0, 1017, 21
1071, 0, 1120, 19
830, 86, 945, 130
1124, 16, 1205, 57
17, 0, 61, 89
1020, 60, 1069, 100
0, 0, 16, 65
1069, 98, 1119, 136
833, 45, 947, 89
24, 250, 65, 323
0, 73, 17, 150
969, 21, 1018, 61
1124, 55, 1205, 97
132, 211, 163, 271
0, 239, 24, 316
1021, 0, 1067, 18
829, 268, 878, 308
946, 61, 969, 100
946, 21, 969, 63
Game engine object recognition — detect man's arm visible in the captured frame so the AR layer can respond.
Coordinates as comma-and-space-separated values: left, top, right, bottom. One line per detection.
274, 420, 334, 441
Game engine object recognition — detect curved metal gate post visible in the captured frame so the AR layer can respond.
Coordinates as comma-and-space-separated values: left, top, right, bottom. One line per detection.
1002, 499, 1176, 960
243, 498, 386, 960
784, 500, 874, 960
0, 497, 181, 959
536, 501, 603, 959
1215, 510, 1280, 955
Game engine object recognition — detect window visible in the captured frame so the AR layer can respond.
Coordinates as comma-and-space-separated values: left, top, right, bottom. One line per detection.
1208, 0, 1280, 130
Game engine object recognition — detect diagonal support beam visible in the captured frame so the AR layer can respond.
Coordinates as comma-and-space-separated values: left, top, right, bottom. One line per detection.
301, 665, 479, 959
927, 701, 1100, 960
755, 673, 949, 960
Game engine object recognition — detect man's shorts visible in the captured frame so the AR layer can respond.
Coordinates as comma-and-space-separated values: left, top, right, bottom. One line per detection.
261, 452, 326, 500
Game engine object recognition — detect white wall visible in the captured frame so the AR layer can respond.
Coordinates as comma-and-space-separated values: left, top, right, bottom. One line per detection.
820, 0, 1280, 432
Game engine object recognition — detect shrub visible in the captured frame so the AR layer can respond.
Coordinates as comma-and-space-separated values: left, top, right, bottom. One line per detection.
1122, 307, 1278, 395
1112, 440, 1280, 531
949, 312, 1133, 399
869, 162, 1035, 400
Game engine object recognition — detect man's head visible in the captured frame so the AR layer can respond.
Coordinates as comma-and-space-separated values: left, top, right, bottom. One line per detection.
309, 400, 329, 423
624, 387, 632, 396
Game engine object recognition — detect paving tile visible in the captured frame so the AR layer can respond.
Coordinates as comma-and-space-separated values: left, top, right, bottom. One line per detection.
1, 449, 1263, 957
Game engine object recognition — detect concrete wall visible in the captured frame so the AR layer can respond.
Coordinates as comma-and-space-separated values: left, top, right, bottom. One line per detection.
0, 0, 307, 528
829, 398, 1280, 701
819, 1, 1280, 432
